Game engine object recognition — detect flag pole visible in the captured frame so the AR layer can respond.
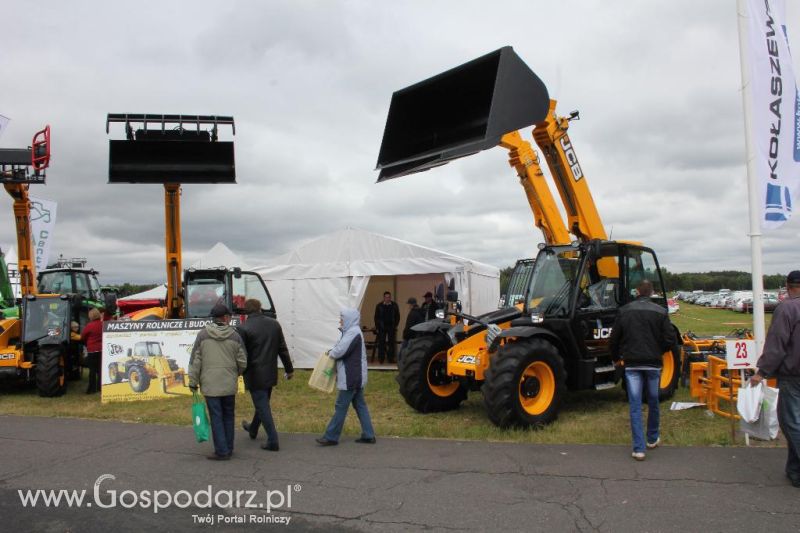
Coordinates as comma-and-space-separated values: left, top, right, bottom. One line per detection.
736, 0, 766, 353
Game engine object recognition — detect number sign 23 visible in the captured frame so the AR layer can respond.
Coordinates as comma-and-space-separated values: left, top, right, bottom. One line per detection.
725, 340, 757, 369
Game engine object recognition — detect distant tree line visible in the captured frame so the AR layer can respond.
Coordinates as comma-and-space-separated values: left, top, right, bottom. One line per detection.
111, 283, 160, 297
660, 269, 785, 291
498, 266, 785, 295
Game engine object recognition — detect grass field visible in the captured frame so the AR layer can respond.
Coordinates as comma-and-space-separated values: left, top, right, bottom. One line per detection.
0, 302, 778, 447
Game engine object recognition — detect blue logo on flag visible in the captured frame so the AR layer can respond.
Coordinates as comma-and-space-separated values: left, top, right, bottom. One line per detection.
765, 183, 790, 222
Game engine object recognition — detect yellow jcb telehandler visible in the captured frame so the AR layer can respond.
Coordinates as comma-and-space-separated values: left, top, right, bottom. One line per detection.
377, 47, 682, 427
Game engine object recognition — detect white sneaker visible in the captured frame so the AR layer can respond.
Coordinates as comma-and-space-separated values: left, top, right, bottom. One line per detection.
631, 452, 646, 461
646, 438, 661, 449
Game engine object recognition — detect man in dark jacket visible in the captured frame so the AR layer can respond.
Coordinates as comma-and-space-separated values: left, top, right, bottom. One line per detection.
188, 304, 247, 460
750, 271, 800, 488
402, 297, 426, 347
421, 291, 438, 320
374, 291, 400, 364
237, 299, 294, 452
609, 280, 676, 461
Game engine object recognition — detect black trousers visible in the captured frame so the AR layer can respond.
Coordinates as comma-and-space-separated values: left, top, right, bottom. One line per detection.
377, 328, 397, 363
86, 351, 101, 393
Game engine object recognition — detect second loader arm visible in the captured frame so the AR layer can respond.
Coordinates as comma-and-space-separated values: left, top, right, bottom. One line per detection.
533, 100, 607, 242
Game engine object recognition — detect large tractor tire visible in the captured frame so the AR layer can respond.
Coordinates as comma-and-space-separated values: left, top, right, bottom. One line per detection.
128, 365, 151, 393
482, 338, 566, 428
657, 346, 681, 401
108, 363, 123, 384
621, 346, 682, 402
36, 345, 66, 397
396, 335, 466, 412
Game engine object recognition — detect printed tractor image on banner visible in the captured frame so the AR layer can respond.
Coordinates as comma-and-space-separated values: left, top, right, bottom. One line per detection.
101, 318, 243, 402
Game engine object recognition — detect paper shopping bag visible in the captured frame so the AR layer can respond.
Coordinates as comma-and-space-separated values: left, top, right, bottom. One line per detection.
308, 353, 336, 393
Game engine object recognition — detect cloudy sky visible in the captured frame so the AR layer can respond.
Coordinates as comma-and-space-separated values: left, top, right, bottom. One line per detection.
1, 0, 799, 284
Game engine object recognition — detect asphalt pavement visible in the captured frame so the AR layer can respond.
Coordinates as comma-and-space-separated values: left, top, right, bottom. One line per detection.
0, 415, 797, 532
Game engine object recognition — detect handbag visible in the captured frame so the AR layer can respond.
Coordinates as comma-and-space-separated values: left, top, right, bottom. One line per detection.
191, 391, 210, 443
308, 353, 337, 393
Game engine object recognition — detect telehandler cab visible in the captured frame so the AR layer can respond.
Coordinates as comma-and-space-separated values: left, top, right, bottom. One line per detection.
377, 47, 681, 427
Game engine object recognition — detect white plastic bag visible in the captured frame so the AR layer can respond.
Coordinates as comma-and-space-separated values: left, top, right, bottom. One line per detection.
737, 382, 763, 423
739, 383, 780, 440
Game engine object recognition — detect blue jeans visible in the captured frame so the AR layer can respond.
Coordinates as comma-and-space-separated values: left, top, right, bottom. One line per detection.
777, 379, 800, 482
625, 369, 661, 453
206, 396, 235, 457
249, 388, 279, 446
323, 388, 375, 442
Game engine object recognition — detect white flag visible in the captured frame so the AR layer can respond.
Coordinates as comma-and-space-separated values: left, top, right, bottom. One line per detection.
747, 0, 800, 229
28, 196, 57, 272
0, 115, 9, 140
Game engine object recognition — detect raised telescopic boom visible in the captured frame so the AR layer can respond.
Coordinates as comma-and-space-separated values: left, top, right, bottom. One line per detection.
0, 125, 51, 298
106, 114, 236, 319
375, 46, 606, 246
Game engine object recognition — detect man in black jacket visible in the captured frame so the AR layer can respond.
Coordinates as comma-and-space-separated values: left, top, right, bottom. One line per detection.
238, 299, 294, 451
609, 280, 676, 461
374, 291, 400, 364
750, 270, 800, 488
401, 297, 426, 355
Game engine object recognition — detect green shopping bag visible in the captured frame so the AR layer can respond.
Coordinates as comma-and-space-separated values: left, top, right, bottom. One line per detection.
192, 391, 210, 443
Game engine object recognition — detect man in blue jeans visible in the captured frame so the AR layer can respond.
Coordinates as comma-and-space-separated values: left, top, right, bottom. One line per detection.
750, 270, 800, 488
610, 280, 676, 461
188, 304, 248, 460
316, 308, 376, 446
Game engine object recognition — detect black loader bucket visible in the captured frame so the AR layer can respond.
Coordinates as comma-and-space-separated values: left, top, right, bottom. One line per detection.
376, 46, 549, 182
107, 114, 236, 184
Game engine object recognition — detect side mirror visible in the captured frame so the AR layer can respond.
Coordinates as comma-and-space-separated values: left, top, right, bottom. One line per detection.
446, 290, 459, 303
126, 348, 132, 357
233, 267, 242, 279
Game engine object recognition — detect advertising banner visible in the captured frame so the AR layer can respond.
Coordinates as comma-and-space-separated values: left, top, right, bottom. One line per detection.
28, 196, 57, 272
746, 0, 800, 228
101, 318, 242, 403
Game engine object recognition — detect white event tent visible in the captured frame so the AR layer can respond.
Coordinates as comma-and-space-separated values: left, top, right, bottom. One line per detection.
254, 228, 500, 368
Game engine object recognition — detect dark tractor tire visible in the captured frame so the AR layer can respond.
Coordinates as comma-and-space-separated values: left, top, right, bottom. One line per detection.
35, 345, 66, 398
128, 365, 151, 393
108, 363, 123, 384
482, 338, 566, 428
396, 335, 466, 412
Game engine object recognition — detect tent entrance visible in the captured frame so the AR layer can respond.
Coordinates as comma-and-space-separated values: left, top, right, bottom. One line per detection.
360, 274, 445, 368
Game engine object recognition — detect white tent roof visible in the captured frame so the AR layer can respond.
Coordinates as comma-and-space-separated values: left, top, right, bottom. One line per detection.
191, 242, 250, 270
255, 228, 500, 367
258, 228, 498, 280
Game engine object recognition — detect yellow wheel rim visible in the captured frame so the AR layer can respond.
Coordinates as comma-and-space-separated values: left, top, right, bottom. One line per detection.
427, 351, 459, 398
130, 370, 140, 387
519, 361, 555, 416
660, 351, 674, 389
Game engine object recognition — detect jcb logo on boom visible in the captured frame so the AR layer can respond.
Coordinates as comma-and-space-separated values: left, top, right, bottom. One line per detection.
592, 328, 612, 340
559, 135, 584, 181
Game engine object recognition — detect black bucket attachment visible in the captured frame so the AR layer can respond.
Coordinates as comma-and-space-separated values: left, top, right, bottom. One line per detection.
376, 46, 550, 182
107, 114, 236, 184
